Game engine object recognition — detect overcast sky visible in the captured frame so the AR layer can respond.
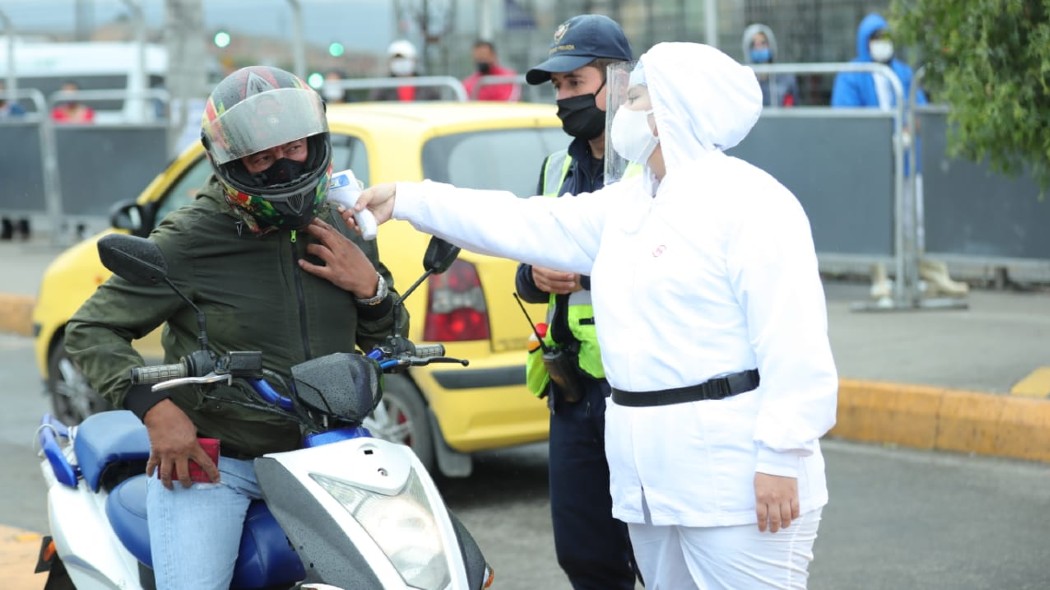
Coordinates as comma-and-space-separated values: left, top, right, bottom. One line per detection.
0, 0, 397, 53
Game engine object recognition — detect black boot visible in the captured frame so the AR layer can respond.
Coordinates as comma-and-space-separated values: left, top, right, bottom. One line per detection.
0, 218, 12, 241
16, 218, 30, 240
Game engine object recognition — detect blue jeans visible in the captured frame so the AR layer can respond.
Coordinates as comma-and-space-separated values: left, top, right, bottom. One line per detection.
146, 456, 262, 590
549, 378, 637, 590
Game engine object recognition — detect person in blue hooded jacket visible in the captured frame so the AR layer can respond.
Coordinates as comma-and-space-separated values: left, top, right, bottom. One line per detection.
831, 13, 927, 109
833, 13, 969, 301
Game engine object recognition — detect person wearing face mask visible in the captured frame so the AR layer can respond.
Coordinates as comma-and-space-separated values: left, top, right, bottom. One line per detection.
346, 41, 837, 590
462, 40, 521, 101
741, 23, 798, 107
832, 14, 967, 300
321, 70, 348, 103
368, 39, 442, 102
510, 13, 640, 590
831, 13, 927, 110
64, 65, 406, 589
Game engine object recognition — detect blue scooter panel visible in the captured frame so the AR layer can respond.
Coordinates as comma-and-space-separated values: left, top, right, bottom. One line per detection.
107, 474, 305, 588
74, 411, 150, 492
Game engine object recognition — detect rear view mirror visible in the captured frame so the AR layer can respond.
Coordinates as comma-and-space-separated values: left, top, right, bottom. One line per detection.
108, 200, 156, 238
97, 234, 168, 286
423, 237, 460, 275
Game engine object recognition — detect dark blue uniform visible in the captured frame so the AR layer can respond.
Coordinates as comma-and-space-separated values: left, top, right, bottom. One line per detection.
516, 137, 637, 590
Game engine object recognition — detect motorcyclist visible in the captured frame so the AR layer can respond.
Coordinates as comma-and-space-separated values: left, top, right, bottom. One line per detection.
64, 65, 407, 589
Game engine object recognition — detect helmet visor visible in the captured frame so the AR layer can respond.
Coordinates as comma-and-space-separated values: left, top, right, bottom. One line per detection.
203, 88, 328, 165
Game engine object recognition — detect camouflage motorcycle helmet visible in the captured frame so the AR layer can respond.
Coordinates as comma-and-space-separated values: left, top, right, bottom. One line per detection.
201, 65, 332, 231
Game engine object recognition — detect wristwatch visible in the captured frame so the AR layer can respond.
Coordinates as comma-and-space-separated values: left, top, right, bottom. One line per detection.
355, 272, 389, 306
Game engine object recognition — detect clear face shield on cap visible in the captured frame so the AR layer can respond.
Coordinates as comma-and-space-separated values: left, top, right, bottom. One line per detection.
604, 60, 658, 185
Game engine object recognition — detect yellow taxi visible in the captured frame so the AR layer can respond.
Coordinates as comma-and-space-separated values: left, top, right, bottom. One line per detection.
32, 101, 568, 477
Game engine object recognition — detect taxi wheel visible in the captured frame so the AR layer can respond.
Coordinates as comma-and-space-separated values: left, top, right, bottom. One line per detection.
47, 334, 112, 425
367, 375, 435, 472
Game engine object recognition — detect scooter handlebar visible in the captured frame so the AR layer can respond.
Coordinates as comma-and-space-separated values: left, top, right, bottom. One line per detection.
131, 362, 187, 385
412, 343, 445, 359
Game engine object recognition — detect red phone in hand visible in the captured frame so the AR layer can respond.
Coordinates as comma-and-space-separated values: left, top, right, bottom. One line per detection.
187, 438, 220, 483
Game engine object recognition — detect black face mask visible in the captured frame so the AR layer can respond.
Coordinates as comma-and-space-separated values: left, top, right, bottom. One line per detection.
252, 158, 306, 187
555, 80, 607, 140
476, 62, 493, 75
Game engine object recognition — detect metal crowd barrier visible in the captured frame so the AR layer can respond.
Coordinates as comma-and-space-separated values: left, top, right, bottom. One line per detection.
741, 61, 950, 311
0, 87, 62, 238
0, 88, 172, 244
327, 76, 468, 102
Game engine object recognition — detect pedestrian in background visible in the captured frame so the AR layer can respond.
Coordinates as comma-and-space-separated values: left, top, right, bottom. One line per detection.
741, 23, 798, 107
321, 70, 348, 103
349, 41, 838, 590
832, 12, 967, 300
462, 40, 521, 101
514, 13, 639, 590
50, 80, 95, 124
368, 40, 442, 102
0, 80, 26, 119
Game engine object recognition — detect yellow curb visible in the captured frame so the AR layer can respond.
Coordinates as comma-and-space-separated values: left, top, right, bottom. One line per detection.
832, 379, 1050, 463
0, 525, 45, 589
1010, 366, 1050, 398
0, 294, 34, 337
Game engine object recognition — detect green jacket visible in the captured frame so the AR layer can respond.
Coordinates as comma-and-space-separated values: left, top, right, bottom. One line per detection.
64, 177, 407, 457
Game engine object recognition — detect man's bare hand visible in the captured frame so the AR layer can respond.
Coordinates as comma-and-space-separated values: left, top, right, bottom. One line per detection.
298, 218, 378, 297
754, 472, 800, 533
143, 400, 218, 489
532, 266, 580, 295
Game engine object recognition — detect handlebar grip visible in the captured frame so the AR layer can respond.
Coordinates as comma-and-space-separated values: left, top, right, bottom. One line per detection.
413, 343, 446, 359
131, 362, 187, 385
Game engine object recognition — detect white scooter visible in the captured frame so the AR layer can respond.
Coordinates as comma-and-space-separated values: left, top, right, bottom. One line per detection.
35, 233, 494, 590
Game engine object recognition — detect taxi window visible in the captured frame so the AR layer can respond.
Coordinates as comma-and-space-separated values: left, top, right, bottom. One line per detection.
155, 156, 212, 222
153, 134, 368, 224
331, 134, 370, 185
422, 128, 567, 197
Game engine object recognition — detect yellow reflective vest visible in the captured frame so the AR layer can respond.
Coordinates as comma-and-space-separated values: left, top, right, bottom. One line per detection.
525, 150, 605, 398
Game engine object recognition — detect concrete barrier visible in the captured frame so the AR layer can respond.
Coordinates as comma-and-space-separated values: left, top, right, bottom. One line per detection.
0, 294, 33, 337
834, 380, 1050, 463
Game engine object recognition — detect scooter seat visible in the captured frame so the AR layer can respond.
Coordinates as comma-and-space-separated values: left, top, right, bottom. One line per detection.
107, 474, 306, 589
75, 410, 150, 492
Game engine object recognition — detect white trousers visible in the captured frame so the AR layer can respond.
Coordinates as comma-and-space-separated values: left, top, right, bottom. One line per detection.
628, 508, 823, 590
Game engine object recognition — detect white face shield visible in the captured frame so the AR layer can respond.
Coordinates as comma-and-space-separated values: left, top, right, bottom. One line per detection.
604, 60, 658, 185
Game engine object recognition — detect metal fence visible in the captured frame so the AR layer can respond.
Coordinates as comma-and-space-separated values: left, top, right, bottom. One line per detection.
3, 64, 1049, 293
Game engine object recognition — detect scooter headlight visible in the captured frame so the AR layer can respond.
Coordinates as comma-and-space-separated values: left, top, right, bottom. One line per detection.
312, 471, 452, 589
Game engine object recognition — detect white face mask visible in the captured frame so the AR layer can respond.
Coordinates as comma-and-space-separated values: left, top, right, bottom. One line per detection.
869, 39, 894, 63
389, 57, 416, 77
322, 83, 343, 102
611, 107, 659, 165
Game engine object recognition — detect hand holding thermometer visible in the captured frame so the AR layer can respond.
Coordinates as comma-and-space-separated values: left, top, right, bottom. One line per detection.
328, 169, 378, 240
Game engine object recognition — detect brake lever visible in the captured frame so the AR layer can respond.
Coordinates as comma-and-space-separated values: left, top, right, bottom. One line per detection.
409, 356, 469, 367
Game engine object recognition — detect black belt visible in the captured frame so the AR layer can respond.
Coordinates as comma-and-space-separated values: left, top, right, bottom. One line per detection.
611, 369, 760, 407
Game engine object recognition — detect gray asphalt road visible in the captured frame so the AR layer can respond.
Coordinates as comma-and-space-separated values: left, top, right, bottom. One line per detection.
4, 333, 1050, 589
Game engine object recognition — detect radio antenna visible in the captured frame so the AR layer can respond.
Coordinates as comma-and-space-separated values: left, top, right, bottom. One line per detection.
512, 293, 552, 354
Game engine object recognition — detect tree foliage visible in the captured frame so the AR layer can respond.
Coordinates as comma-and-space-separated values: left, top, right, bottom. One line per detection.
891, 0, 1050, 189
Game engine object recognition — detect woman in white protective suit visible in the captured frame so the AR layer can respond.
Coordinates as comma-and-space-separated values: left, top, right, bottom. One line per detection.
343, 42, 838, 589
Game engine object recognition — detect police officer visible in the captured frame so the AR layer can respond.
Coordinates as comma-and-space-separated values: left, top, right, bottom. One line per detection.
514, 15, 638, 590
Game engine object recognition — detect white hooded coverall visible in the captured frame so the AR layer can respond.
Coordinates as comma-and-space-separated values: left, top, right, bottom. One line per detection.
390, 42, 838, 589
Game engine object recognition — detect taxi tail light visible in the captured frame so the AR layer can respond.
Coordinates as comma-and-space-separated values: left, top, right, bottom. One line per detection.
423, 259, 490, 342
